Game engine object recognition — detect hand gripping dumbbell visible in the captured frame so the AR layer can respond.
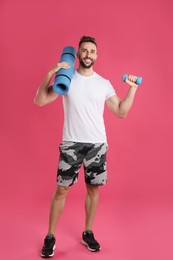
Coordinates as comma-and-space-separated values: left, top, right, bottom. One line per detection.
122, 74, 142, 85
53, 46, 76, 95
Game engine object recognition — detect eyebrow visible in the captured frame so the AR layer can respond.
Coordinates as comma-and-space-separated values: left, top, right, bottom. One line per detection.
81, 48, 96, 52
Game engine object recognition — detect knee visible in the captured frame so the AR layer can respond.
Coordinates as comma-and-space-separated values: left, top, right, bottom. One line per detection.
86, 184, 99, 198
54, 185, 70, 199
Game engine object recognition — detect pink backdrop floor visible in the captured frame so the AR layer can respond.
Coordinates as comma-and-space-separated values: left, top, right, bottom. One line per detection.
2, 190, 173, 260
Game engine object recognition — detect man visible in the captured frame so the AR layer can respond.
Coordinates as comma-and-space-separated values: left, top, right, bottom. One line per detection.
34, 36, 140, 258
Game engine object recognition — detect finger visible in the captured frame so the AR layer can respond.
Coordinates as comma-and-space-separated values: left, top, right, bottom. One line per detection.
58, 62, 70, 69
127, 75, 137, 83
63, 62, 70, 68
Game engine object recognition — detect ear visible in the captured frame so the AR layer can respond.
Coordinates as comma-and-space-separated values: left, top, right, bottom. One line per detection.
76, 51, 79, 58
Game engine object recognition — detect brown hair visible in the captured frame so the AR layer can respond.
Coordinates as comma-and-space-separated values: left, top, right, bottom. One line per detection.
78, 36, 97, 48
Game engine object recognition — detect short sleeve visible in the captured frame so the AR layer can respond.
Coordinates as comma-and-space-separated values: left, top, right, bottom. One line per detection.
106, 80, 116, 100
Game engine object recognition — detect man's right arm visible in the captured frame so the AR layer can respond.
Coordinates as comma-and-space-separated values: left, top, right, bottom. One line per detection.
34, 62, 70, 106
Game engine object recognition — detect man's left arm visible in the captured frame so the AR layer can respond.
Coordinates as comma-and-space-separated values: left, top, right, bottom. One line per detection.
106, 75, 139, 118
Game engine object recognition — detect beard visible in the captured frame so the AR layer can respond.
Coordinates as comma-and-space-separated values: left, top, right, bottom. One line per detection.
78, 56, 95, 69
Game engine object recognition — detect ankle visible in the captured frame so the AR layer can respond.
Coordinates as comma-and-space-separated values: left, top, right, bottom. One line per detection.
47, 233, 55, 238
84, 229, 93, 233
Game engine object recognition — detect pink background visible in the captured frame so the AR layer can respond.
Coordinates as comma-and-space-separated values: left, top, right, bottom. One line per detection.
0, 0, 173, 259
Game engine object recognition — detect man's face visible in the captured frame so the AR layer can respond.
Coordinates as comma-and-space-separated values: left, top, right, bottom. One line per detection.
77, 42, 97, 69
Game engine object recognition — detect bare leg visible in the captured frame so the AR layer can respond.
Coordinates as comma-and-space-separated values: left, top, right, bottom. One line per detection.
84, 184, 99, 231
47, 185, 70, 235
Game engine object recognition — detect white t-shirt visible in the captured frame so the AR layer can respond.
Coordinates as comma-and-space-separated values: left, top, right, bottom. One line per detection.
62, 71, 116, 143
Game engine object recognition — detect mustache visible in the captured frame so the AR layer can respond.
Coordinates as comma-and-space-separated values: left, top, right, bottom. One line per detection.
78, 55, 95, 68
84, 58, 93, 61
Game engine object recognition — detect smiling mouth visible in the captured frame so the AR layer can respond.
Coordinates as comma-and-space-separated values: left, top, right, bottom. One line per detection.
84, 58, 92, 63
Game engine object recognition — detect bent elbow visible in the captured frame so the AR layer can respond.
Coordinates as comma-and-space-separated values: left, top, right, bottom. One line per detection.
118, 113, 128, 119
34, 97, 45, 106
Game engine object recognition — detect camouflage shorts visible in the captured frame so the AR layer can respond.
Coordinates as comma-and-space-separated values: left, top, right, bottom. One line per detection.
57, 141, 108, 186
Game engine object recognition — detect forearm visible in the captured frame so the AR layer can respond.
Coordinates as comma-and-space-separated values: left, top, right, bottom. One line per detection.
34, 62, 70, 106
118, 86, 137, 117
34, 70, 58, 106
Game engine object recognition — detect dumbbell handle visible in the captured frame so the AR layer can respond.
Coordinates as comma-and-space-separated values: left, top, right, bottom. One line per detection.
122, 74, 142, 85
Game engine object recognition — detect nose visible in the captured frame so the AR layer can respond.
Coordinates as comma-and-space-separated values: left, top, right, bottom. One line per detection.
86, 51, 91, 58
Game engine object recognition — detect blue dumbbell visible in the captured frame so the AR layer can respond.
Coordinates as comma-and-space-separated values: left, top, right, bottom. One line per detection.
53, 46, 76, 95
122, 74, 142, 85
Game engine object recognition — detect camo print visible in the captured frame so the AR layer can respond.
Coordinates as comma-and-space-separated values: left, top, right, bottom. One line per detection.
57, 141, 108, 186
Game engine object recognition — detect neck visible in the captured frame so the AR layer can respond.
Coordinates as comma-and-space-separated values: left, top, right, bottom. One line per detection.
77, 66, 94, 77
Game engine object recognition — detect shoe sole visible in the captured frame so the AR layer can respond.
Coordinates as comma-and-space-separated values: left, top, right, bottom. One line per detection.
81, 239, 101, 252
41, 245, 56, 258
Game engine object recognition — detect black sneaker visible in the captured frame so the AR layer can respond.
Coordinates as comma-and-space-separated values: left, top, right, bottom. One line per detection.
82, 230, 101, 252
41, 234, 56, 258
